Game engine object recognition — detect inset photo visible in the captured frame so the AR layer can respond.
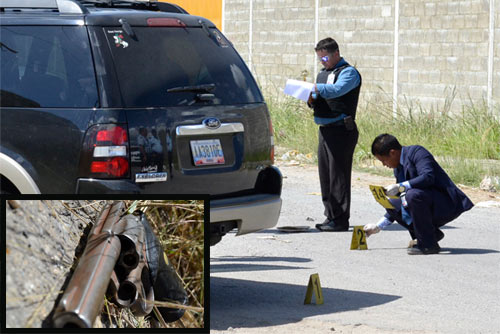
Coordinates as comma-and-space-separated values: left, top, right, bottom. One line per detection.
5, 199, 206, 330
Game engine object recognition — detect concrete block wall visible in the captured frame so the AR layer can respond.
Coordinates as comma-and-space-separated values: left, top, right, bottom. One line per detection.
398, 0, 493, 111
222, 0, 499, 113
319, 0, 395, 106
223, 0, 251, 61
494, 2, 500, 108
249, 0, 316, 90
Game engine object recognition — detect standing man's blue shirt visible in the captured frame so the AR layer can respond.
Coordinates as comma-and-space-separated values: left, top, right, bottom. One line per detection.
314, 58, 361, 125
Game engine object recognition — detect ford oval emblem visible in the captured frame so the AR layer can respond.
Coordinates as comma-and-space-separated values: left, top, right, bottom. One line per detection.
203, 118, 221, 130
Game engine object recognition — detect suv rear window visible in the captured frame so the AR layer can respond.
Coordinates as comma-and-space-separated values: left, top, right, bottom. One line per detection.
102, 26, 263, 107
0, 26, 98, 108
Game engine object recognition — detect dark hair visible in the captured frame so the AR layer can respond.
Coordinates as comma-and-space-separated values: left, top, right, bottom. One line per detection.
315, 37, 339, 54
371, 134, 402, 156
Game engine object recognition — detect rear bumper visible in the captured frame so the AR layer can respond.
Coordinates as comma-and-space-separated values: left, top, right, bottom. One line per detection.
210, 194, 282, 235
76, 178, 141, 194
76, 178, 283, 236
76, 168, 282, 236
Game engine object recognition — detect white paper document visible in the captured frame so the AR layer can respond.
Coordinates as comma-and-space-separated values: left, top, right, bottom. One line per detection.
283, 79, 314, 102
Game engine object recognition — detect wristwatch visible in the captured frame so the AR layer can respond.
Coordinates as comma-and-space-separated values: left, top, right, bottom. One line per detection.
398, 184, 407, 194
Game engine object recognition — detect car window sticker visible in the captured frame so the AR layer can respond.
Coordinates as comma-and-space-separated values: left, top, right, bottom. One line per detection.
211, 30, 229, 48
107, 29, 129, 49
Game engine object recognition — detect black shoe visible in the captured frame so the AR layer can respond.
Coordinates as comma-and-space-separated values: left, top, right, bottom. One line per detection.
316, 221, 349, 232
408, 230, 444, 248
315, 218, 331, 230
407, 244, 441, 255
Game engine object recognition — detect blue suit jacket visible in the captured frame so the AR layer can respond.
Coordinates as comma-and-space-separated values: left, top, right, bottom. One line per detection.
395, 145, 473, 221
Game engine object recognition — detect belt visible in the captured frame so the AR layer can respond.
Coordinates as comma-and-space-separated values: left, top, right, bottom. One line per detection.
320, 119, 345, 128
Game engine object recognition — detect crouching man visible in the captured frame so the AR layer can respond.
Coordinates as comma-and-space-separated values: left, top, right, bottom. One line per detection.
364, 134, 473, 255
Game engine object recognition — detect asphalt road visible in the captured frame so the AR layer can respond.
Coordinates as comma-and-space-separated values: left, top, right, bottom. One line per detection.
210, 165, 500, 334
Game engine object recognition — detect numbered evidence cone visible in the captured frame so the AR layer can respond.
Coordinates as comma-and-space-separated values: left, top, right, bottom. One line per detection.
304, 273, 324, 305
141, 214, 189, 322
350, 226, 368, 250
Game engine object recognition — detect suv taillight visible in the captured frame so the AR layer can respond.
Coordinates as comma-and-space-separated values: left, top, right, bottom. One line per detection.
269, 118, 275, 165
90, 157, 129, 177
81, 124, 130, 178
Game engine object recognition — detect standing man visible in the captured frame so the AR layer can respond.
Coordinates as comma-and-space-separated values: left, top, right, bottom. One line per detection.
364, 134, 474, 255
308, 37, 362, 232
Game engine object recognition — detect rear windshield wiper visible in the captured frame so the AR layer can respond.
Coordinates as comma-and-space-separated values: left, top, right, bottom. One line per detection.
0, 42, 18, 54
167, 84, 215, 94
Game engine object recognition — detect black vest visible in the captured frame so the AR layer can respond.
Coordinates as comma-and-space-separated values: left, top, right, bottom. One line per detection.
313, 63, 362, 120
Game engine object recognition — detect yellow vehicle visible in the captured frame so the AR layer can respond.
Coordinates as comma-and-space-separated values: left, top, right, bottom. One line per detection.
165, 0, 222, 29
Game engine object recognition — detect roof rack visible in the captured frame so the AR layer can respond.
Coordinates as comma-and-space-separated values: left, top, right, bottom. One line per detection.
0, 0, 88, 14
75, 0, 188, 14
0, 0, 188, 14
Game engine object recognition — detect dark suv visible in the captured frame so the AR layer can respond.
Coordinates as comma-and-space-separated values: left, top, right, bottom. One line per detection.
0, 0, 282, 245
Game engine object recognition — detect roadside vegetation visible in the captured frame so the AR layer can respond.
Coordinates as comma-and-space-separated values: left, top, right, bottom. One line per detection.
266, 90, 500, 189
125, 200, 204, 329
107, 200, 205, 329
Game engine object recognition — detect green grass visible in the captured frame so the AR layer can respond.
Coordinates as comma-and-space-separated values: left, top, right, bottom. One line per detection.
267, 90, 500, 189
266, 93, 318, 155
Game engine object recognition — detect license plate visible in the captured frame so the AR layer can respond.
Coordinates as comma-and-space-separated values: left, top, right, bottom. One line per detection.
190, 139, 225, 166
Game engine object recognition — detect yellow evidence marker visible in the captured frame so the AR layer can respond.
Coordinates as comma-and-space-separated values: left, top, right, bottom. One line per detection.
350, 226, 368, 250
369, 185, 395, 209
304, 273, 324, 305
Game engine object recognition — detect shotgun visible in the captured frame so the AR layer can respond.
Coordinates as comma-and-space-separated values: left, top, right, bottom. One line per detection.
52, 201, 188, 328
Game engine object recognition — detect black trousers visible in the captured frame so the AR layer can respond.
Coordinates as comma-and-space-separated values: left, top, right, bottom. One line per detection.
386, 188, 454, 248
317, 123, 358, 225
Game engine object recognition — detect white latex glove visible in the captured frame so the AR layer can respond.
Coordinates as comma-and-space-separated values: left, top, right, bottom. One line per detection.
364, 224, 381, 237
384, 183, 400, 196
